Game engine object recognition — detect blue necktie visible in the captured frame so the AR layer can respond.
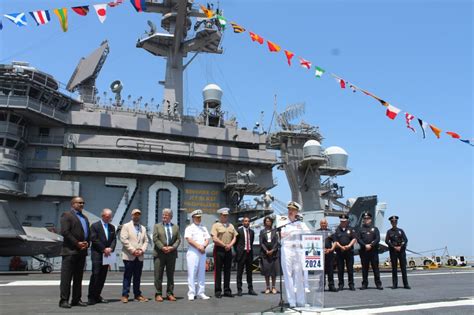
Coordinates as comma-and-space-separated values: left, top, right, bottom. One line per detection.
166, 224, 172, 246
104, 223, 109, 240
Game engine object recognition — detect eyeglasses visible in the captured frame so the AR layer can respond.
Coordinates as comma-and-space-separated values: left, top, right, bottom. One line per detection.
75, 202, 85, 204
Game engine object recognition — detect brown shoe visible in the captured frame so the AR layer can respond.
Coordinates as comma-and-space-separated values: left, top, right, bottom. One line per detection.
121, 296, 129, 303
155, 295, 164, 302
167, 295, 177, 302
135, 295, 149, 302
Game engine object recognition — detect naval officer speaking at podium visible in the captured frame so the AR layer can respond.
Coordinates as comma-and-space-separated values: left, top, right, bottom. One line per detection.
278, 201, 310, 308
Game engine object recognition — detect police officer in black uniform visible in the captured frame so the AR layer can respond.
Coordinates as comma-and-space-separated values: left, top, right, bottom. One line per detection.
385, 215, 411, 289
333, 214, 356, 291
357, 212, 383, 290
317, 218, 338, 292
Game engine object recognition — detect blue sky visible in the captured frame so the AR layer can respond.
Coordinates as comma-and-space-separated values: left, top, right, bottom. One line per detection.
1, 0, 472, 256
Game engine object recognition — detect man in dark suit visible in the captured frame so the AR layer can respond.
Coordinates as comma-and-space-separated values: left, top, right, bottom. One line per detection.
235, 216, 258, 296
59, 196, 91, 309
87, 208, 116, 305
152, 208, 181, 302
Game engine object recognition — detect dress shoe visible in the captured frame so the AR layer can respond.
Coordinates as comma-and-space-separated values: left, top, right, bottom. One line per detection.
376, 286, 384, 290
391, 286, 398, 289
197, 294, 210, 300
87, 299, 96, 305
360, 285, 368, 290
236, 291, 243, 296
223, 292, 234, 298
167, 295, 177, 301
349, 285, 356, 291
135, 295, 149, 302
71, 300, 88, 307
404, 285, 411, 289
59, 301, 71, 309
329, 286, 338, 292
155, 295, 164, 302
248, 290, 258, 296
338, 285, 344, 291
98, 297, 108, 303
121, 296, 129, 303
215, 293, 222, 298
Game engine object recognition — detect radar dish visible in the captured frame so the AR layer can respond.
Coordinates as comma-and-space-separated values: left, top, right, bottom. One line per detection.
66, 41, 110, 101
277, 102, 305, 130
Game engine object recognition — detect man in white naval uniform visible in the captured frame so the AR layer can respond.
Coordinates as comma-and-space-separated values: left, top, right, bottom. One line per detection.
277, 201, 310, 308
184, 209, 211, 301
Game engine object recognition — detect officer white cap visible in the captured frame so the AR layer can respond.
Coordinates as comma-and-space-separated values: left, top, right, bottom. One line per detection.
287, 201, 301, 211
191, 209, 203, 217
217, 207, 230, 215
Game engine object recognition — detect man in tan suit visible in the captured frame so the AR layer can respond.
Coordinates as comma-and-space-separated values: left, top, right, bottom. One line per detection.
153, 208, 181, 302
120, 209, 149, 303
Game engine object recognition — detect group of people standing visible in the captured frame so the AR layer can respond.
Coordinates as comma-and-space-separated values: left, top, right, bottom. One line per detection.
58, 196, 410, 309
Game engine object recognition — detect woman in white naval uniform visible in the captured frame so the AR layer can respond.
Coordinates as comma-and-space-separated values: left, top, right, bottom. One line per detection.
184, 209, 211, 300
278, 201, 310, 308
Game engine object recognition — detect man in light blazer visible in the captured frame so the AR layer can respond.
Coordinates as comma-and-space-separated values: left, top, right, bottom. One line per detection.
87, 208, 116, 305
152, 208, 181, 302
120, 209, 149, 303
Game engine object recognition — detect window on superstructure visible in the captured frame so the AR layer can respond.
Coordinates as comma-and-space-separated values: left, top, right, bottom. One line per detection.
5, 138, 17, 148
0, 112, 7, 121
156, 189, 171, 223
0, 170, 19, 182
34, 147, 48, 160
9, 114, 20, 124
39, 127, 50, 137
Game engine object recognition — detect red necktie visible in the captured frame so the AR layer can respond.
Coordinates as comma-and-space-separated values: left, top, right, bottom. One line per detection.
246, 228, 250, 253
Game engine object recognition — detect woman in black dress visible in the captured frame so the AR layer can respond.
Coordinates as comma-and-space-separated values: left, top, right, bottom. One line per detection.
259, 216, 280, 294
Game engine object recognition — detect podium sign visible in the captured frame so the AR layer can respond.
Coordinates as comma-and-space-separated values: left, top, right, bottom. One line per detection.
302, 234, 324, 271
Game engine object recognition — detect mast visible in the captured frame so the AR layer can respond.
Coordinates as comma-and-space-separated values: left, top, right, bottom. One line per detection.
137, 0, 223, 116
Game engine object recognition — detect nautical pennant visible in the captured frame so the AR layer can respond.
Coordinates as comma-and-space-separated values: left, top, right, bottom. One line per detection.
386, 105, 401, 120
460, 139, 473, 146
130, 0, 147, 12
249, 31, 264, 44
349, 84, 357, 93
418, 118, 429, 139
446, 131, 460, 139
230, 22, 245, 33
0, 19, 2, 30
405, 113, 416, 133
29, 10, 51, 26
429, 124, 441, 139
284, 50, 294, 66
314, 66, 325, 78
94, 4, 107, 23
53, 8, 68, 32
336, 78, 346, 88
267, 40, 281, 52
299, 57, 311, 69
108, 0, 124, 7
4, 13, 27, 27
72, 6, 89, 16
200, 4, 214, 18
216, 15, 226, 30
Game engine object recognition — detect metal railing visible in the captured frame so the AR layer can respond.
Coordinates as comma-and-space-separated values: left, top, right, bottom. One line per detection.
24, 159, 60, 169
28, 135, 64, 145
0, 95, 68, 122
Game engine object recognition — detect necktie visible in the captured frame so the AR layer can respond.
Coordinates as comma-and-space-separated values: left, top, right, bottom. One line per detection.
246, 228, 250, 253
104, 223, 109, 240
166, 224, 172, 246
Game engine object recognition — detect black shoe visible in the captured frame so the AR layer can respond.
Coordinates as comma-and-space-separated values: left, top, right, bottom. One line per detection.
404, 285, 411, 289
87, 299, 96, 305
98, 297, 108, 303
338, 285, 344, 291
71, 300, 88, 307
376, 285, 384, 290
391, 285, 398, 289
59, 301, 71, 309
360, 285, 368, 290
215, 293, 222, 298
329, 286, 338, 292
236, 291, 243, 296
223, 292, 234, 298
248, 290, 258, 296
349, 285, 356, 291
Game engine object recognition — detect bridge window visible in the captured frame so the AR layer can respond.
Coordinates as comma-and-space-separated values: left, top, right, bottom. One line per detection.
0, 170, 19, 182
5, 138, 17, 148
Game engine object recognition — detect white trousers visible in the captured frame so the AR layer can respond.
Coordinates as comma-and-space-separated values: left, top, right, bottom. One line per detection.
281, 246, 306, 306
186, 250, 206, 297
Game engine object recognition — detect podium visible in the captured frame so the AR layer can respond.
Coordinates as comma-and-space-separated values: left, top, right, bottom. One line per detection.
280, 227, 325, 311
